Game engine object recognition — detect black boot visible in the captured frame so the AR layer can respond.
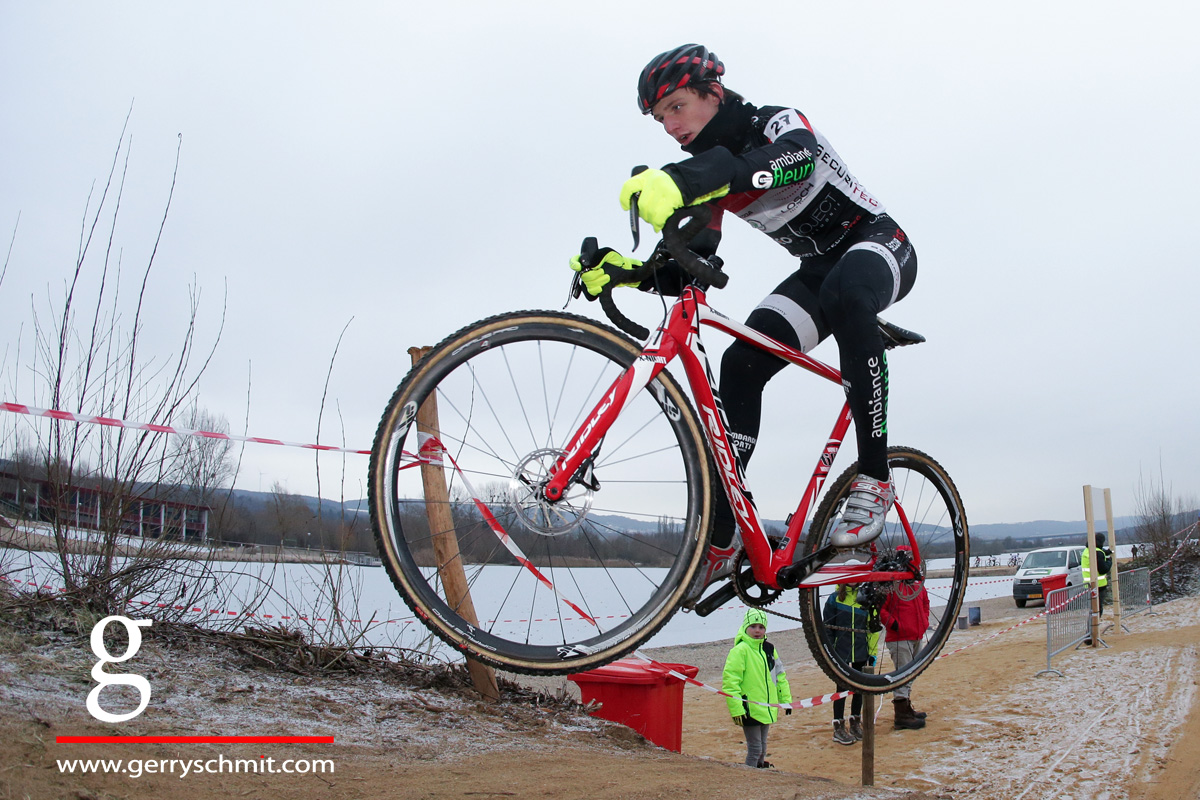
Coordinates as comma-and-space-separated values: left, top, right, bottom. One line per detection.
893, 698, 926, 730
905, 698, 928, 720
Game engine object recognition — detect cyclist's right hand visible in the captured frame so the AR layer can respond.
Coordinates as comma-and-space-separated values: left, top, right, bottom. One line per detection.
569, 247, 644, 300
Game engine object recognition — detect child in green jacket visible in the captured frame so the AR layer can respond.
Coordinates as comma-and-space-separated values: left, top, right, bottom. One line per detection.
722, 608, 792, 767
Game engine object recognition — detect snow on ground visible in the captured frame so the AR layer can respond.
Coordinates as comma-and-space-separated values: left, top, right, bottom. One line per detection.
906, 597, 1200, 800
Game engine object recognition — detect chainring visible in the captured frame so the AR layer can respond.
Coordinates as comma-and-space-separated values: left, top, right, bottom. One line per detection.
732, 543, 785, 607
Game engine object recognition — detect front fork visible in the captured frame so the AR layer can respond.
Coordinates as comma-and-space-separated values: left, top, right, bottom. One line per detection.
542, 318, 680, 503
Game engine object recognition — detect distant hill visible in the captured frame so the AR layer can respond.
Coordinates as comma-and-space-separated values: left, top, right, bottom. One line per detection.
969, 517, 1141, 540
241, 489, 1162, 546
226, 488, 369, 518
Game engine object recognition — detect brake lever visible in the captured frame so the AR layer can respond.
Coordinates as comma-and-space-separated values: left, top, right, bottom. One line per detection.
565, 237, 600, 307
566, 272, 583, 306
629, 165, 647, 251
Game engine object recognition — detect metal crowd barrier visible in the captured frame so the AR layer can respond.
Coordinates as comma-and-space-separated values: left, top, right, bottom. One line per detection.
1118, 567, 1152, 617
1036, 583, 1091, 678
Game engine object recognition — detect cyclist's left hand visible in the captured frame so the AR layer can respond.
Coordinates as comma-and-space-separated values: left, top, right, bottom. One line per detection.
619, 169, 684, 233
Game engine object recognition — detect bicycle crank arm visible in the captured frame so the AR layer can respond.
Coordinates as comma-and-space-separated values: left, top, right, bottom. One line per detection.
776, 544, 838, 590
691, 569, 748, 617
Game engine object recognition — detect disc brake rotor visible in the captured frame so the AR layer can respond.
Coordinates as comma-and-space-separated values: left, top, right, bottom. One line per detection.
882, 549, 926, 601
507, 448, 594, 536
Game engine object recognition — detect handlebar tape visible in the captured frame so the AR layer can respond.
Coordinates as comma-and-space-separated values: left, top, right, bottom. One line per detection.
597, 205, 728, 340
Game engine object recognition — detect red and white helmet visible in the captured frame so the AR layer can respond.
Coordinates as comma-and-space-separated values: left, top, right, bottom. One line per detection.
637, 44, 724, 115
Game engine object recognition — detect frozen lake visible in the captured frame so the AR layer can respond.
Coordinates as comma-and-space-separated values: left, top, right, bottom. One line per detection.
6, 539, 1130, 653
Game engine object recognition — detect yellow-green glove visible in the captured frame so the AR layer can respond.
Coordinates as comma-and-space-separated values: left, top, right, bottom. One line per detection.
619, 169, 730, 232
568, 248, 643, 298
619, 169, 683, 233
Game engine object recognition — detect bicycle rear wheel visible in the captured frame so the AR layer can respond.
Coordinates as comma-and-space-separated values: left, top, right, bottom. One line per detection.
799, 447, 969, 692
369, 310, 713, 674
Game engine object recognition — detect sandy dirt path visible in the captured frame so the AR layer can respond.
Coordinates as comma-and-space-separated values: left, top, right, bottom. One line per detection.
655, 594, 1200, 799
4, 594, 1199, 799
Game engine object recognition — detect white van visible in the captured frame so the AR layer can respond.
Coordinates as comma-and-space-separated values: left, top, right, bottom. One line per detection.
1011, 546, 1084, 607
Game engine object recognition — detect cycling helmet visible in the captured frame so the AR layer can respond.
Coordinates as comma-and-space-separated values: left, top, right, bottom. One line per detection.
637, 44, 725, 115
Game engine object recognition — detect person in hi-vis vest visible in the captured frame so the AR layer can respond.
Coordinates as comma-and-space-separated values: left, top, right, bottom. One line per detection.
1081, 530, 1114, 617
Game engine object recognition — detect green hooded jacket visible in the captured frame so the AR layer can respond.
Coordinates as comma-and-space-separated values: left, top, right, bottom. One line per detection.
721, 608, 793, 725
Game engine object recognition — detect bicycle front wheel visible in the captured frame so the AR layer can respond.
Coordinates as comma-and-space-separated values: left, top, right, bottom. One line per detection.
369, 310, 713, 674
799, 447, 969, 692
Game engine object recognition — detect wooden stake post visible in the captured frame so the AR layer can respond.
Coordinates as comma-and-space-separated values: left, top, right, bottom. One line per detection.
1083, 485, 1119, 645
862, 692, 875, 786
1104, 487, 1123, 633
1083, 486, 1102, 647
409, 346, 500, 702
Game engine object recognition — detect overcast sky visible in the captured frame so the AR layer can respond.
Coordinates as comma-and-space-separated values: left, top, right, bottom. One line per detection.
2, 1, 1198, 526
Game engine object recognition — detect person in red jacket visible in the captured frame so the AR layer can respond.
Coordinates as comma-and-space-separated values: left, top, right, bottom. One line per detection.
879, 546, 929, 729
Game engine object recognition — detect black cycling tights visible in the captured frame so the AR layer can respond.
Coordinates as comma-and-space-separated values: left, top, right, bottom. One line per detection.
710, 227, 916, 549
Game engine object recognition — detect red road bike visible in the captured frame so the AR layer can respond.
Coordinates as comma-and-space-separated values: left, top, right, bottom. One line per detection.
369, 207, 969, 691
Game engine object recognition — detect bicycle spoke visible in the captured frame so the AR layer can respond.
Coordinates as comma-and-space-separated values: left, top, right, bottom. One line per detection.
800, 447, 968, 692
370, 312, 711, 674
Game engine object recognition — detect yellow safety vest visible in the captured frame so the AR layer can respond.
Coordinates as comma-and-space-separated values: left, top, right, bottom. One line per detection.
1081, 546, 1109, 588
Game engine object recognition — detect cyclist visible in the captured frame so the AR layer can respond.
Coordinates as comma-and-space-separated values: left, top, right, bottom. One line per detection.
570, 44, 917, 600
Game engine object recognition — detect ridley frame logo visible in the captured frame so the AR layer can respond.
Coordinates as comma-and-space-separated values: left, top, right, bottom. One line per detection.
698, 404, 753, 531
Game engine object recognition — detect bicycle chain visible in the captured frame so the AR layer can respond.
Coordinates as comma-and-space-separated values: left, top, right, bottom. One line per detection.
753, 548, 925, 628
762, 605, 805, 624
724, 544, 921, 633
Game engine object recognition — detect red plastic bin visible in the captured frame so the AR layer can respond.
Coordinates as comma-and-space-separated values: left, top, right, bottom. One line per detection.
568, 658, 699, 752
1040, 572, 1068, 604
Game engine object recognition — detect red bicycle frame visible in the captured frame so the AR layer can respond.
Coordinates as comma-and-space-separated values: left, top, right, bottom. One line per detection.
544, 285, 920, 590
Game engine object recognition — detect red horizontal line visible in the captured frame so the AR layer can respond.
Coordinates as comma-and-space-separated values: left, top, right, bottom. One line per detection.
56, 736, 334, 744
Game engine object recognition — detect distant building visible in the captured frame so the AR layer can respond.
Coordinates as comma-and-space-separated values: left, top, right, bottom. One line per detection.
0, 467, 210, 542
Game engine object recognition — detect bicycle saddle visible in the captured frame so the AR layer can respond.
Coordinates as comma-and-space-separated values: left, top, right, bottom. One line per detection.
877, 318, 925, 349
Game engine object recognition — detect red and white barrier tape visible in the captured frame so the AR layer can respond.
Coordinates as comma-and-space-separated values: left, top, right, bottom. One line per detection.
416, 433, 595, 624
1148, 521, 1199, 574
627, 650, 851, 711
0, 401, 371, 455
0, 572, 416, 627
0, 562, 1080, 716
965, 576, 1019, 587
935, 577, 1100, 664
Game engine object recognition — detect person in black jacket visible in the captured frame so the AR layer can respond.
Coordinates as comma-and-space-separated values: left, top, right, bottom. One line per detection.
571, 44, 918, 604
1088, 531, 1114, 615
823, 584, 881, 744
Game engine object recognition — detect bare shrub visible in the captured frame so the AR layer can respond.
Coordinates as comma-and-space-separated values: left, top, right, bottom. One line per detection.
0, 112, 232, 621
